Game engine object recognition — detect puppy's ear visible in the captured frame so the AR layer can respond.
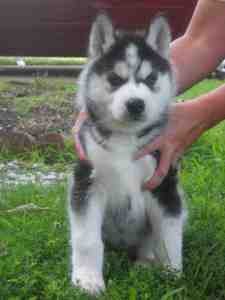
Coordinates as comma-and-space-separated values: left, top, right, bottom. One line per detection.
88, 13, 115, 59
145, 16, 171, 59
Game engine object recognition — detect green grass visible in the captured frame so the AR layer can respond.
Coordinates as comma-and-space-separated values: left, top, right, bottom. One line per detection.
178, 79, 225, 100
0, 138, 76, 172
0, 77, 77, 117
0, 57, 86, 66
1, 79, 225, 299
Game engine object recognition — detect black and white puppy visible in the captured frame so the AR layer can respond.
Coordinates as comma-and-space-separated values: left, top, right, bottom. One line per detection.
69, 14, 186, 295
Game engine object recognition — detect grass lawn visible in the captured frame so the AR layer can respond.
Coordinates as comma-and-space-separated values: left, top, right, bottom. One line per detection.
1, 79, 225, 299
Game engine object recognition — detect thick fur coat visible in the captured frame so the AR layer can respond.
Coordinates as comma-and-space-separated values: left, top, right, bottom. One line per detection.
69, 14, 186, 294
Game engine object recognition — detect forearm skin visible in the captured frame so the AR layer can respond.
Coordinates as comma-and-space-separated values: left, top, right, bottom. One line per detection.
170, 0, 225, 94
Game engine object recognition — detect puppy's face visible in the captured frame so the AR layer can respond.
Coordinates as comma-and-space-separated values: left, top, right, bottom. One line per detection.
83, 14, 175, 134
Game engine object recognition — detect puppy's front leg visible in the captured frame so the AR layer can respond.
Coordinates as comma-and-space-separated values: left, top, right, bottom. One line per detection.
69, 178, 106, 295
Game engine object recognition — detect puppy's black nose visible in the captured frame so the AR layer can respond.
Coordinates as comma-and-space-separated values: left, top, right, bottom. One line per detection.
126, 98, 145, 116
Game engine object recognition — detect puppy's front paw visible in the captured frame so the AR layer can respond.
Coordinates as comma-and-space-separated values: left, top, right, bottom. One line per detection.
72, 269, 105, 295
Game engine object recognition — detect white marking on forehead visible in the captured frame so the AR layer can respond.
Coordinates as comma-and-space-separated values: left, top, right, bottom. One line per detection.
138, 60, 153, 79
125, 44, 140, 71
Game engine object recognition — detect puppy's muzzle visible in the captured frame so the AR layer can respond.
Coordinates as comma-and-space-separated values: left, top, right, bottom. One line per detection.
126, 98, 145, 120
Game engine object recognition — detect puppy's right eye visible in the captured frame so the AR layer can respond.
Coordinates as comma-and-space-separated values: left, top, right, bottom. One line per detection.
107, 73, 126, 89
144, 72, 158, 86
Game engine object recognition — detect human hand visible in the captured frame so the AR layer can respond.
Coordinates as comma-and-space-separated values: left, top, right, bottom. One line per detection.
72, 110, 89, 161
135, 100, 208, 190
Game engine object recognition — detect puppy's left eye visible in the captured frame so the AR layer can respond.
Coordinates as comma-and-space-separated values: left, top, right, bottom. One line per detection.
108, 73, 127, 89
144, 72, 158, 86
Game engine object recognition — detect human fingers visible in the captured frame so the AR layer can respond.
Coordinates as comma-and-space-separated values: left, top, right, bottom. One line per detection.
143, 145, 174, 190
134, 136, 163, 160
72, 111, 88, 161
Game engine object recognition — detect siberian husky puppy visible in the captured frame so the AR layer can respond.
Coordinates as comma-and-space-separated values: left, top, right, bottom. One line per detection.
69, 14, 186, 295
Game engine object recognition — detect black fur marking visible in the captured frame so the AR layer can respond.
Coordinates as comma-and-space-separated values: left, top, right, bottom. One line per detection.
144, 71, 158, 86
152, 167, 182, 216
89, 126, 110, 151
110, 199, 133, 234
92, 34, 171, 76
107, 72, 128, 89
127, 246, 138, 261
86, 98, 112, 139
126, 195, 132, 210
71, 160, 94, 213
137, 116, 168, 138
136, 70, 159, 92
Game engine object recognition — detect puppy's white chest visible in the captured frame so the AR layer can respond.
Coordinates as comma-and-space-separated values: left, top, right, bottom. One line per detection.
88, 134, 156, 194
101, 154, 156, 247
109, 153, 156, 193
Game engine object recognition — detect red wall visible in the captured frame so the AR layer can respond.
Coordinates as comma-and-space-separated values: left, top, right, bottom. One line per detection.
0, 0, 197, 57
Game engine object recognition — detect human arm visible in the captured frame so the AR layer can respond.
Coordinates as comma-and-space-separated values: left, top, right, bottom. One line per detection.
138, 85, 225, 189
172, 0, 225, 94
138, 0, 225, 189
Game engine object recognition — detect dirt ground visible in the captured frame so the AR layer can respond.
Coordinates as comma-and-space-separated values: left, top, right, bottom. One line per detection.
0, 76, 77, 152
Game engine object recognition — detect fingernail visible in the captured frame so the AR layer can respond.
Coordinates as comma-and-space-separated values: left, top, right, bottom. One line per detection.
143, 176, 162, 190
143, 181, 155, 191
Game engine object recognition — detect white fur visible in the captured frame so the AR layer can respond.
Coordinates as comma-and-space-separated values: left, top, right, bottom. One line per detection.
89, 14, 115, 59
70, 130, 185, 294
146, 16, 171, 59
114, 61, 129, 79
138, 60, 153, 79
125, 44, 140, 70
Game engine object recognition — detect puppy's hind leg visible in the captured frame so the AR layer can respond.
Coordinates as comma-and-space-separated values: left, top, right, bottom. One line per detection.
137, 212, 184, 272
68, 162, 106, 295
153, 215, 184, 272
136, 233, 156, 267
